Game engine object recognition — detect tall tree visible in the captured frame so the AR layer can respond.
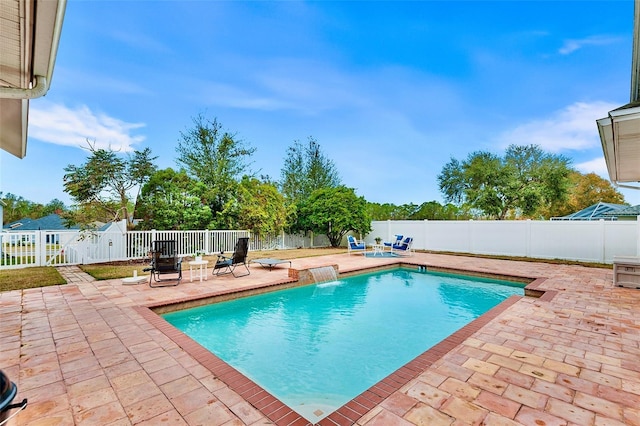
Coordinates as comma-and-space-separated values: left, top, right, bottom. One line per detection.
298, 186, 371, 247
63, 141, 157, 227
438, 145, 572, 219
136, 168, 212, 230
176, 114, 255, 215
279, 137, 341, 203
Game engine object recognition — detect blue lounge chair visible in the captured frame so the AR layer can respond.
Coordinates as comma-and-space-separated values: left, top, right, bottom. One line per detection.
392, 237, 413, 256
383, 234, 403, 252
347, 235, 366, 255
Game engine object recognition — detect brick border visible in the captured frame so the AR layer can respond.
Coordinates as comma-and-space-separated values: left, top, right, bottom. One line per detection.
136, 266, 548, 426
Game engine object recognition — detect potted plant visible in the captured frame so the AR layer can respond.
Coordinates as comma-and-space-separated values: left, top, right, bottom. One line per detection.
193, 250, 205, 261
374, 237, 382, 245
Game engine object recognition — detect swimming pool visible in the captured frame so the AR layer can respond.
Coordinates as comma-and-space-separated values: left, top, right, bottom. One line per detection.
162, 267, 524, 422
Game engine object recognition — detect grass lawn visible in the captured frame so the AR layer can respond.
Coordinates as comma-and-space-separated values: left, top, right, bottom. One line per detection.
0, 267, 66, 292
80, 247, 349, 280
0, 248, 348, 291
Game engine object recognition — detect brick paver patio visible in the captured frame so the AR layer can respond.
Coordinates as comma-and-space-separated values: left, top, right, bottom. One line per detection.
1, 252, 639, 425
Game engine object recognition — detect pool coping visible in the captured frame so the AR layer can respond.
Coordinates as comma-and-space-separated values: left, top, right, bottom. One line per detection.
135, 263, 552, 426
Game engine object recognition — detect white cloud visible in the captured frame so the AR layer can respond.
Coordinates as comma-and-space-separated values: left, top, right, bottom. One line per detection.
198, 58, 460, 126
29, 101, 145, 151
201, 82, 296, 112
199, 58, 369, 115
574, 157, 609, 178
109, 29, 172, 54
559, 35, 621, 55
496, 101, 618, 153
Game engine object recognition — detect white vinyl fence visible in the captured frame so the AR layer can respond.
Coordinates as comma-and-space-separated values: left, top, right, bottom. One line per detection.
369, 219, 640, 264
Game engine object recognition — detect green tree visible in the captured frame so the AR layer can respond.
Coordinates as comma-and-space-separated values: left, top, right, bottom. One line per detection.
217, 176, 290, 236
279, 137, 341, 203
367, 202, 426, 220
1, 193, 40, 223
298, 186, 371, 247
136, 168, 212, 230
410, 201, 471, 220
438, 145, 572, 219
280, 137, 342, 233
43, 199, 67, 215
366, 202, 398, 220
176, 114, 256, 216
0, 193, 69, 223
395, 203, 421, 219
61, 201, 121, 228
63, 140, 157, 227
367, 200, 472, 221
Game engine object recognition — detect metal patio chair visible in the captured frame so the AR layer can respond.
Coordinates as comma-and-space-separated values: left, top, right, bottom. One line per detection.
347, 235, 366, 255
144, 240, 182, 287
213, 237, 250, 278
391, 237, 414, 256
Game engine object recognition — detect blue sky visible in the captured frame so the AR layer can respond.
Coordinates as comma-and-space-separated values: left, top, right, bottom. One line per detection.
2, 0, 639, 207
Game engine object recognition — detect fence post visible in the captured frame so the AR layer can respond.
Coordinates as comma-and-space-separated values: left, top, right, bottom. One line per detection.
636, 218, 640, 257
526, 219, 531, 259
423, 219, 428, 252
36, 230, 44, 266
599, 219, 606, 263
205, 229, 210, 254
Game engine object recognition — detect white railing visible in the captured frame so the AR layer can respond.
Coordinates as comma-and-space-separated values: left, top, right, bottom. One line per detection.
368, 219, 640, 264
0, 226, 330, 269
125, 230, 252, 259
0, 220, 130, 269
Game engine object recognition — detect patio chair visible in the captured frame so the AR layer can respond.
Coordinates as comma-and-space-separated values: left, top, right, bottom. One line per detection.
213, 237, 250, 277
347, 235, 366, 255
144, 240, 182, 287
383, 234, 403, 251
391, 237, 414, 256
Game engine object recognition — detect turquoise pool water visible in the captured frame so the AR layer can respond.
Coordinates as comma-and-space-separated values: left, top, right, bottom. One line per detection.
163, 268, 524, 422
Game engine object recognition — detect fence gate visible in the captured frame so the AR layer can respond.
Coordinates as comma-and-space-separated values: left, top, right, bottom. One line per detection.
1, 221, 128, 270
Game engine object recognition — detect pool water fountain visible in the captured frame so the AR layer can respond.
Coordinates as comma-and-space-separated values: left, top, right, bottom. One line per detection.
309, 265, 338, 284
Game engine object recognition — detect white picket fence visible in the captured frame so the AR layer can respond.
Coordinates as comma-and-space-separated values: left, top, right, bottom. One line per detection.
368, 219, 640, 264
2, 219, 638, 269
0, 220, 130, 270
0, 225, 330, 270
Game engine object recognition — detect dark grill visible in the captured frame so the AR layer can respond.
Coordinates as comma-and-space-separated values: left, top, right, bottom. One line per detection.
0, 370, 27, 425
